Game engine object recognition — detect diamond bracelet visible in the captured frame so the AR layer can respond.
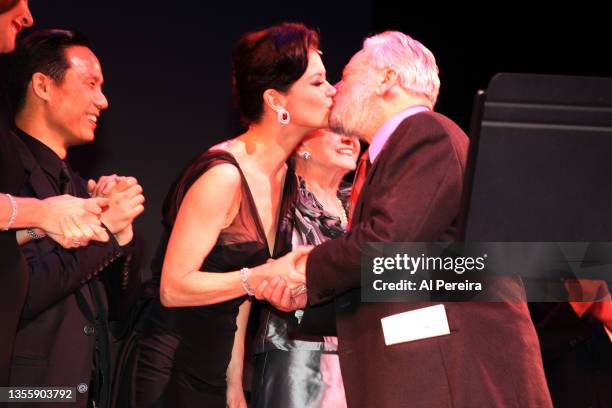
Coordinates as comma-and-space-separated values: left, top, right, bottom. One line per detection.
240, 267, 255, 296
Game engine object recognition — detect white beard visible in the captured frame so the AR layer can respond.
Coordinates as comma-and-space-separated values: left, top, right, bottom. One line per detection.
329, 83, 375, 141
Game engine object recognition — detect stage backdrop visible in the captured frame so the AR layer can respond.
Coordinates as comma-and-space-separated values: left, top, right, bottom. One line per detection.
22, 2, 611, 279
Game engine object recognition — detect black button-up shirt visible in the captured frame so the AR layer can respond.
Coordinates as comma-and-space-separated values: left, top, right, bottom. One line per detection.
15, 128, 73, 195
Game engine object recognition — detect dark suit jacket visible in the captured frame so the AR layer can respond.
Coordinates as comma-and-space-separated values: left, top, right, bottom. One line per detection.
529, 302, 612, 408
306, 111, 553, 407
7, 131, 139, 408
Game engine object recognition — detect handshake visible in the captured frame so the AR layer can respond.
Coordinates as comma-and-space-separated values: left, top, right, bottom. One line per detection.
248, 246, 313, 312
34, 174, 145, 248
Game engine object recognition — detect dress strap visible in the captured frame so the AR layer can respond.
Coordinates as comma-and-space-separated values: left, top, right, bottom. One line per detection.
161, 150, 240, 229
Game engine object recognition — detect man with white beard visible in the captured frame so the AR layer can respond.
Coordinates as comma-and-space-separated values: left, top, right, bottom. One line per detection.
257, 31, 553, 408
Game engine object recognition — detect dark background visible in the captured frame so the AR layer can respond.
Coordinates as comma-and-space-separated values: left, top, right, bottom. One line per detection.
18, 1, 611, 278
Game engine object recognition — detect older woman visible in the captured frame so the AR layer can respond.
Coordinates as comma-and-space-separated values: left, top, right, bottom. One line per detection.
252, 128, 360, 408
126, 23, 336, 407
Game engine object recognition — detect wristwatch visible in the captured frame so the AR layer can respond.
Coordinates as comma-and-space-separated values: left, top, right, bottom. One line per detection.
26, 228, 45, 240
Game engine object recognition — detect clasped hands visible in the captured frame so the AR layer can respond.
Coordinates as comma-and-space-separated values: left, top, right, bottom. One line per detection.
40, 174, 144, 248
251, 246, 312, 312
88, 174, 145, 246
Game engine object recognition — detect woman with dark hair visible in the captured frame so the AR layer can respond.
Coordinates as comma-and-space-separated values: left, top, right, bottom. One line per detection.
0, 0, 32, 53
126, 22, 336, 407
0, 0, 109, 386
252, 128, 359, 408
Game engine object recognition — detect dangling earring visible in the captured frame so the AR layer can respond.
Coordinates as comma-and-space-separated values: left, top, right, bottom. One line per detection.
277, 108, 290, 125
300, 151, 311, 160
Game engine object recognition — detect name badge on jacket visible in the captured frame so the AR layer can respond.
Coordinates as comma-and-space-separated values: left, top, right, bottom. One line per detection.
381, 304, 450, 346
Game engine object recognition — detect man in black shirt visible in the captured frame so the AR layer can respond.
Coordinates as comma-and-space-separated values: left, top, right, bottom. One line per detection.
6, 29, 144, 408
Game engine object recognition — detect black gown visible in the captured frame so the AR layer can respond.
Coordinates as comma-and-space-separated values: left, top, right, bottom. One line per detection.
0, 129, 27, 386
123, 150, 294, 407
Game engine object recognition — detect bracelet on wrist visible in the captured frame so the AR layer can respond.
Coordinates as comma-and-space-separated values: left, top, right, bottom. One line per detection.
239, 267, 255, 297
26, 228, 45, 240
2, 193, 17, 231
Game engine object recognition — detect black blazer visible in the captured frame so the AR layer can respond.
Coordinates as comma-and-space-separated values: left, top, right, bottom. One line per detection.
529, 302, 612, 408
306, 111, 553, 407
7, 131, 139, 408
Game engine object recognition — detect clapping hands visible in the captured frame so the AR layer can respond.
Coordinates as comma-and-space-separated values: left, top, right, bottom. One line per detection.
34, 174, 145, 249
40, 195, 110, 249
88, 175, 145, 246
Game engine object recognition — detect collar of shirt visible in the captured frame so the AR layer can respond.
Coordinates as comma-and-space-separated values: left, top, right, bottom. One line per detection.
15, 127, 66, 184
368, 105, 430, 163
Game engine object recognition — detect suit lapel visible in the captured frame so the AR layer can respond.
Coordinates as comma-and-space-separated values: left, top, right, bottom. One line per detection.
10, 130, 60, 199
352, 117, 415, 224
10, 130, 98, 315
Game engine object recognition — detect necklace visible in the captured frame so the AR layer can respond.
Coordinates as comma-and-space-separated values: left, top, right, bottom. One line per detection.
336, 197, 348, 227
319, 196, 348, 227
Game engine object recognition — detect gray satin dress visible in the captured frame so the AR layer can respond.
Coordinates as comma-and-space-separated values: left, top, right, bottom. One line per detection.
251, 179, 350, 408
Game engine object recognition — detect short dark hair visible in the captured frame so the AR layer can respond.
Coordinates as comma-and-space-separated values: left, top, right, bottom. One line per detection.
232, 22, 319, 125
8, 29, 92, 113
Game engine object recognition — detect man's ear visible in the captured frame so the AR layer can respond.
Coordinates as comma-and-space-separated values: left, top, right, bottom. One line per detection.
374, 67, 398, 97
30, 72, 53, 102
263, 88, 288, 114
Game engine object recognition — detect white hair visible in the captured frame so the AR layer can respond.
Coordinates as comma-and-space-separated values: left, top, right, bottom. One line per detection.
362, 31, 440, 106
